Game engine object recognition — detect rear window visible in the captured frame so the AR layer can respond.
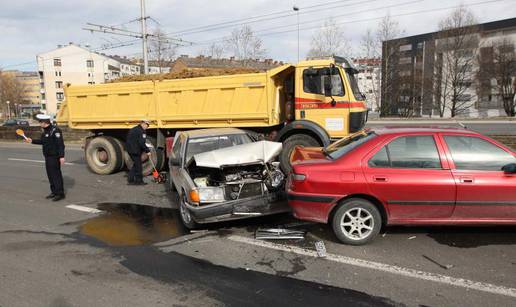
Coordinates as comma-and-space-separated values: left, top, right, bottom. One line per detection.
324, 131, 376, 159
186, 134, 252, 163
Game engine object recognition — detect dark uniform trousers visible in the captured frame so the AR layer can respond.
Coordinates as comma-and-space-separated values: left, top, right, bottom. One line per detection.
128, 154, 143, 183
45, 156, 64, 195
126, 124, 150, 184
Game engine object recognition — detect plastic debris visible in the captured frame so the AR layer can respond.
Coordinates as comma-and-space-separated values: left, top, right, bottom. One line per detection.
408, 236, 417, 240
255, 228, 305, 240
423, 255, 454, 270
315, 241, 327, 257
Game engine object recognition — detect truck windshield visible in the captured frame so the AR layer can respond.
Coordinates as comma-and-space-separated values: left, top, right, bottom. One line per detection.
186, 134, 252, 162
323, 131, 376, 159
345, 68, 365, 101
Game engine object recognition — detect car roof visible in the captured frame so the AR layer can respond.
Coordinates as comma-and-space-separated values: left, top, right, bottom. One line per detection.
372, 126, 481, 136
180, 128, 247, 138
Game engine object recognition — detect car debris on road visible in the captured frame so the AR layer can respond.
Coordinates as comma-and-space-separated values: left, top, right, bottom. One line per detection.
255, 228, 305, 240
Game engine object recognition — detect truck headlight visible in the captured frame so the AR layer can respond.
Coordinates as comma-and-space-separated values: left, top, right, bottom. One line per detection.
198, 187, 225, 203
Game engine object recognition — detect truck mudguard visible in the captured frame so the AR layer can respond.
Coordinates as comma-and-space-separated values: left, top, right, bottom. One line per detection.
276, 120, 331, 147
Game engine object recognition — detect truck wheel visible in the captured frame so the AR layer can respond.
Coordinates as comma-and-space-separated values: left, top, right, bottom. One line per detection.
331, 198, 382, 245
85, 136, 123, 175
109, 137, 128, 171
179, 192, 198, 229
279, 134, 319, 174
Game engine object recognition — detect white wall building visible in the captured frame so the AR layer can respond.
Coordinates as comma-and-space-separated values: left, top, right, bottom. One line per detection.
36, 44, 138, 116
353, 58, 382, 112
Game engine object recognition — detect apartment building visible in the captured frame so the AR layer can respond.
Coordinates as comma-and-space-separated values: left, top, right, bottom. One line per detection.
381, 17, 516, 118
37, 43, 124, 115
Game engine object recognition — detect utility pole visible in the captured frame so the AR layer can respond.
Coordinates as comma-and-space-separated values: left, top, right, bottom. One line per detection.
293, 6, 300, 63
140, 0, 149, 74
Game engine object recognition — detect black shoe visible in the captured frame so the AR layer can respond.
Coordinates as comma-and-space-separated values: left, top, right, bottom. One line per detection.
52, 194, 65, 202
133, 182, 148, 186
45, 193, 56, 199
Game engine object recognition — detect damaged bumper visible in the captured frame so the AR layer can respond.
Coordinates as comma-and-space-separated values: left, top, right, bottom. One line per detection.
185, 191, 290, 223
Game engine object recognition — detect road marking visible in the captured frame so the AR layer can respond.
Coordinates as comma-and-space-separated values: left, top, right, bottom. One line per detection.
8, 158, 75, 166
66, 204, 102, 214
228, 235, 516, 298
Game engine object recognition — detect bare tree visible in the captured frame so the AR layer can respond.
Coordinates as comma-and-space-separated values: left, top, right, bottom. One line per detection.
201, 43, 225, 59
148, 28, 177, 73
0, 70, 26, 119
476, 38, 516, 117
433, 6, 479, 117
377, 14, 406, 116
225, 25, 266, 65
307, 17, 352, 58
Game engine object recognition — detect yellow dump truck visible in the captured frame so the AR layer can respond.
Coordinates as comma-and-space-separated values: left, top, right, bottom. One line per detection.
57, 56, 368, 175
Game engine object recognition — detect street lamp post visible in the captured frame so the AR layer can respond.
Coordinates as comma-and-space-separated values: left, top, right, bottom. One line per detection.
293, 6, 300, 63
6, 101, 10, 120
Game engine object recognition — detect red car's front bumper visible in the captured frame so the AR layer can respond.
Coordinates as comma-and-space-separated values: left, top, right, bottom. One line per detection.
287, 190, 338, 224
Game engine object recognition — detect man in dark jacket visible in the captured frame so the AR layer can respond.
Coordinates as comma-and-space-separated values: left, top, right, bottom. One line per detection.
126, 120, 151, 185
25, 114, 66, 201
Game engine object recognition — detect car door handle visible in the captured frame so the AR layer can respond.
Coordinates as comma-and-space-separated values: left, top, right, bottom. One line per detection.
459, 176, 474, 183
373, 176, 388, 182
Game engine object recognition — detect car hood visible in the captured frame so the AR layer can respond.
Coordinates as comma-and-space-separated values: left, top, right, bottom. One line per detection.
193, 141, 283, 168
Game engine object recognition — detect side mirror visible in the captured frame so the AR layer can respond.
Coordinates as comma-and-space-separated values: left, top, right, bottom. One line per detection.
501, 163, 516, 174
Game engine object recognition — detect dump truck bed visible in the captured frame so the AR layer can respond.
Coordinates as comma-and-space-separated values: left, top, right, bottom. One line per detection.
57, 65, 293, 130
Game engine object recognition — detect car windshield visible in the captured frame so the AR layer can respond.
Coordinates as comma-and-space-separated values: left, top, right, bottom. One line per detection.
324, 131, 376, 159
186, 134, 252, 163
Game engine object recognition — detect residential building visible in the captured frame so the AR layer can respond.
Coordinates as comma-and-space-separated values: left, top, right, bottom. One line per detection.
108, 55, 141, 76
381, 17, 516, 118
2, 70, 41, 117
352, 58, 381, 111
36, 43, 125, 115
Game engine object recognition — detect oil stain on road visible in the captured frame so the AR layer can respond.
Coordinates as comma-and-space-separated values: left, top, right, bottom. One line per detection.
75, 202, 403, 307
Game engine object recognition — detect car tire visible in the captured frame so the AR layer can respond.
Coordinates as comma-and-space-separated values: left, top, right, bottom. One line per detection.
179, 192, 198, 229
85, 136, 123, 175
332, 198, 382, 245
279, 134, 320, 174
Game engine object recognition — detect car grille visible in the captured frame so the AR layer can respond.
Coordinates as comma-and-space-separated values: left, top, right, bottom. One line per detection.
225, 182, 263, 200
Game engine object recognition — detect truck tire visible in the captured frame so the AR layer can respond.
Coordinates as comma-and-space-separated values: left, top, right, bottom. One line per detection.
109, 137, 129, 171
124, 137, 158, 176
85, 136, 123, 175
279, 134, 320, 174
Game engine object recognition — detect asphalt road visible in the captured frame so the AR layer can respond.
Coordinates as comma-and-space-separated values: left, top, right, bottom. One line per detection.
1, 142, 515, 307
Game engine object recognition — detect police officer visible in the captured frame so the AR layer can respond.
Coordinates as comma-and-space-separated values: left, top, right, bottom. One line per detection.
25, 114, 66, 201
126, 120, 151, 185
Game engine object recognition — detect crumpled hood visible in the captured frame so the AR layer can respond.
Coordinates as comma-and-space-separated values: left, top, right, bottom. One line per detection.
193, 141, 283, 168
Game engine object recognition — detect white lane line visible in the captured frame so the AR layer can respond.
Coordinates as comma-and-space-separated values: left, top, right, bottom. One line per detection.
228, 235, 516, 298
8, 158, 75, 166
66, 204, 102, 214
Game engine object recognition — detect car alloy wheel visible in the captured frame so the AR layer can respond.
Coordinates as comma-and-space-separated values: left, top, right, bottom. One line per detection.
340, 207, 374, 241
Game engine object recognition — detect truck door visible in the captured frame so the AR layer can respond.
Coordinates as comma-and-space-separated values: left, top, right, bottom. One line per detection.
296, 66, 351, 138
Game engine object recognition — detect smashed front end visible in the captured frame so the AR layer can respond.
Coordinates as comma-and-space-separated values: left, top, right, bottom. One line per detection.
185, 141, 289, 223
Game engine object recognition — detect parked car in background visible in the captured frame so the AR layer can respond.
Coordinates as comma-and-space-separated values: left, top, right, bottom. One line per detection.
2, 119, 30, 127
169, 128, 288, 228
287, 127, 516, 245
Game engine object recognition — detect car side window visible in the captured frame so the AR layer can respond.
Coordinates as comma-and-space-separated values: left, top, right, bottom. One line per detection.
444, 135, 515, 171
172, 135, 183, 160
303, 68, 344, 96
368, 136, 441, 169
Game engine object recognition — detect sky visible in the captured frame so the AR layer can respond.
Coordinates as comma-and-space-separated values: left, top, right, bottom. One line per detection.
0, 0, 514, 71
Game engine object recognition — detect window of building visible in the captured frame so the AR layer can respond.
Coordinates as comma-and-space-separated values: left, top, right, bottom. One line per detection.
41, 103, 46, 110
303, 68, 344, 96
368, 136, 441, 169
56, 92, 64, 101
41, 93, 46, 100
399, 44, 412, 52
53, 58, 62, 67
88, 81, 95, 85
57, 103, 61, 110
444, 136, 515, 171
55, 81, 63, 89
86, 60, 94, 68
55, 71, 62, 77
417, 42, 424, 49
399, 57, 412, 64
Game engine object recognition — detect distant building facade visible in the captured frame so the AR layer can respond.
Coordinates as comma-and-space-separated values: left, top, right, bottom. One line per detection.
352, 58, 381, 111
381, 17, 516, 118
36, 43, 137, 115
2, 70, 42, 116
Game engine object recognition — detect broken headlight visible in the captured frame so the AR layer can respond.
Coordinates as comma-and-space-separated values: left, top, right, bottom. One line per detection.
198, 187, 225, 203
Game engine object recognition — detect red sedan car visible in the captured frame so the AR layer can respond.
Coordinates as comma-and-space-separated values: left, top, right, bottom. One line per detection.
287, 127, 516, 245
